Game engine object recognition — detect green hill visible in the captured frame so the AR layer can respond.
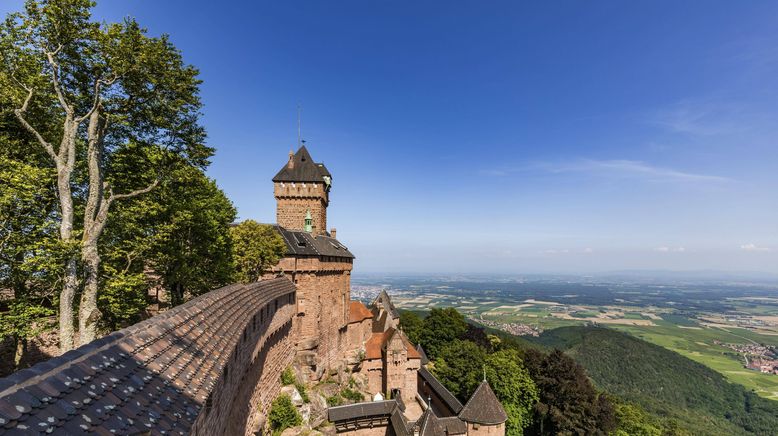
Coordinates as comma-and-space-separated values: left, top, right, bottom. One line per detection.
533, 326, 778, 435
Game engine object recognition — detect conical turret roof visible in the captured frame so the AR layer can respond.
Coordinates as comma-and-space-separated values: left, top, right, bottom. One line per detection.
273, 145, 331, 183
458, 380, 508, 425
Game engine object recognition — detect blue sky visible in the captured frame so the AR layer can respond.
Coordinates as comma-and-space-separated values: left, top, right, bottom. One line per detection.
3, 1, 777, 274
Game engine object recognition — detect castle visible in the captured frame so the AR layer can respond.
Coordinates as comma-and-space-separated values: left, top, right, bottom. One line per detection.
0, 146, 505, 435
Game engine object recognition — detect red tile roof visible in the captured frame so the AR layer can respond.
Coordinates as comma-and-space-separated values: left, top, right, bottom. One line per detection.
364, 328, 421, 360
349, 301, 373, 324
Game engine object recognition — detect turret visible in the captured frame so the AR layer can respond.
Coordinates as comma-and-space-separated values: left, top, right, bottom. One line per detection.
273, 146, 332, 235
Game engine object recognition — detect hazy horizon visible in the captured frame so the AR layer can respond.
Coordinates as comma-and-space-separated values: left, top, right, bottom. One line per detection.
2, 0, 776, 274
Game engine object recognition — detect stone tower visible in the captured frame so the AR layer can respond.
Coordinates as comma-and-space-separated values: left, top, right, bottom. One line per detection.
269, 145, 354, 380
273, 146, 331, 236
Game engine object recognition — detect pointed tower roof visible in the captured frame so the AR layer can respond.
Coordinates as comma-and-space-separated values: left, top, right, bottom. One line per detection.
416, 344, 430, 365
458, 380, 508, 425
273, 145, 331, 183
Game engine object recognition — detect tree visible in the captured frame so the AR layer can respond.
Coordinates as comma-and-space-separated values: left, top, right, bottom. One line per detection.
230, 220, 286, 283
523, 349, 616, 435
485, 348, 539, 435
612, 402, 662, 436
103, 148, 236, 310
399, 311, 423, 345
433, 339, 487, 402
419, 307, 468, 359
1, 0, 210, 349
0, 135, 58, 370
268, 393, 301, 434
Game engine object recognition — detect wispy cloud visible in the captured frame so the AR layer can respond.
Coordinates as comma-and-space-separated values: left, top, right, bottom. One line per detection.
655, 246, 686, 253
650, 100, 750, 136
740, 243, 771, 252
539, 159, 732, 183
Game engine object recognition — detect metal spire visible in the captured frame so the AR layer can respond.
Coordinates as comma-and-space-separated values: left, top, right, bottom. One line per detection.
297, 103, 302, 147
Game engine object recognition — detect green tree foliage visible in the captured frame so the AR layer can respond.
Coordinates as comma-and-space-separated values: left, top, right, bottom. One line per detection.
103, 147, 236, 312
0, 0, 212, 349
523, 348, 616, 435
230, 220, 286, 283
268, 394, 301, 434
419, 307, 468, 359
0, 124, 59, 370
433, 339, 487, 401
399, 311, 423, 345
536, 326, 778, 435
485, 348, 539, 435
612, 402, 662, 436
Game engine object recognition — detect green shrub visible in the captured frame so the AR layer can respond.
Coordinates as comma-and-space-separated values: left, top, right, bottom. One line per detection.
326, 394, 343, 406
280, 367, 296, 385
269, 394, 301, 434
341, 388, 363, 402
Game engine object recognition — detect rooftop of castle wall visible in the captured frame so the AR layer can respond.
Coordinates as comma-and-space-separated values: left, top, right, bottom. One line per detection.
0, 278, 296, 434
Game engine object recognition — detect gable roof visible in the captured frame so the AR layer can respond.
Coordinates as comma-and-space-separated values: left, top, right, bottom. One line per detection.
0, 278, 296, 434
364, 328, 421, 360
349, 301, 373, 324
272, 146, 331, 183
458, 380, 507, 425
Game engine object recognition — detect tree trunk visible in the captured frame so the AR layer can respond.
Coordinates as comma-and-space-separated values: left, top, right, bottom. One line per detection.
78, 241, 102, 344
13, 336, 26, 370
57, 120, 78, 352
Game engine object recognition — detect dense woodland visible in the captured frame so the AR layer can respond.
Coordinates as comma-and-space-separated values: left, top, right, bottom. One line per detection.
0, 0, 285, 373
535, 326, 778, 435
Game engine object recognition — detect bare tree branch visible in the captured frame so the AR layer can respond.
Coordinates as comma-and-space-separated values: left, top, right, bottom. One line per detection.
76, 75, 117, 123
13, 87, 57, 161
109, 179, 159, 202
44, 46, 73, 115
87, 179, 159, 243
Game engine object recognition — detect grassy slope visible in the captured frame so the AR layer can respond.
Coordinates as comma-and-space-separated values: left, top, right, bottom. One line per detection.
533, 326, 778, 436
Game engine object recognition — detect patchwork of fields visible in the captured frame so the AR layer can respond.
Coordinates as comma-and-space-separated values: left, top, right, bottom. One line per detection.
352, 275, 778, 400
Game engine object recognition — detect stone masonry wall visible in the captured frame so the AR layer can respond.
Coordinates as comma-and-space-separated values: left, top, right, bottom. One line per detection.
190, 287, 296, 435
274, 182, 328, 235
272, 257, 353, 380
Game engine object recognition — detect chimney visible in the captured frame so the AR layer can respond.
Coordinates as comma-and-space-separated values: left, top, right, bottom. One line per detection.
287, 150, 294, 169
330, 228, 337, 239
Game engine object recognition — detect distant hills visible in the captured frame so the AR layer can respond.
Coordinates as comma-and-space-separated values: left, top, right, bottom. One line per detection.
531, 326, 778, 435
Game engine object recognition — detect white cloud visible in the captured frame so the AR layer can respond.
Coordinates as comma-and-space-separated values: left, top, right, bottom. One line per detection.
583, 247, 594, 253
542, 159, 732, 183
655, 246, 685, 253
740, 243, 771, 252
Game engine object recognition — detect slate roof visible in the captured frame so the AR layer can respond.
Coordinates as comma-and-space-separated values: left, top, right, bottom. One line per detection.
348, 301, 373, 324
274, 226, 355, 259
410, 407, 467, 436
364, 328, 421, 360
458, 380, 507, 425
416, 345, 430, 365
418, 367, 463, 414
327, 400, 397, 422
371, 290, 400, 319
0, 278, 296, 435
272, 146, 331, 183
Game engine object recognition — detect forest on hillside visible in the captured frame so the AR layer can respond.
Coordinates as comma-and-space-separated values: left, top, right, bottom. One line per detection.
401, 308, 778, 436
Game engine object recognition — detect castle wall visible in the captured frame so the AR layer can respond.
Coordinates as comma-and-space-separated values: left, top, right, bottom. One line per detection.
271, 256, 353, 379
274, 182, 328, 235
467, 422, 504, 435
190, 287, 296, 435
